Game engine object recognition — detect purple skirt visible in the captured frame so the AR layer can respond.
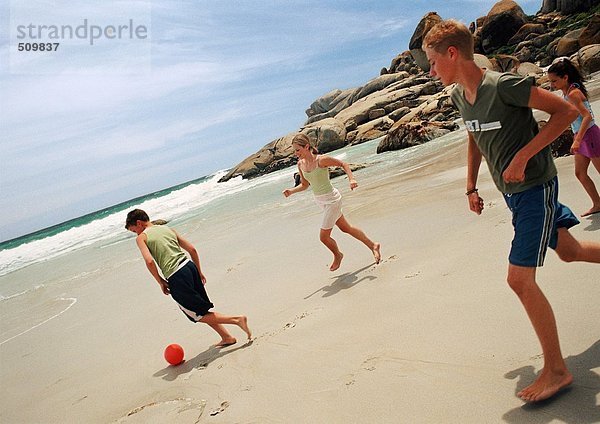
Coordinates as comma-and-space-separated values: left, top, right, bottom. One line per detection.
579, 124, 600, 158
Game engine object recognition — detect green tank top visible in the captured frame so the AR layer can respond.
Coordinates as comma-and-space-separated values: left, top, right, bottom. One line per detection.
144, 225, 187, 279
303, 166, 333, 195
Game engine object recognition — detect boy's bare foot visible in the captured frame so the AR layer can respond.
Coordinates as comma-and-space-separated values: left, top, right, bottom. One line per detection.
330, 252, 344, 271
214, 337, 237, 348
581, 206, 600, 217
372, 242, 381, 264
517, 369, 573, 402
238, 316, 252, 340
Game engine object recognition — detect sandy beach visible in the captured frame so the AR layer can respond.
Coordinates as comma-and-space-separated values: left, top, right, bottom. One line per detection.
2, 114, 600, 422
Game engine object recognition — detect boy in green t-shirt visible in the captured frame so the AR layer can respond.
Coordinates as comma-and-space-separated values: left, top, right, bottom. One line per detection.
125, 209, 251, 348
423, 20, 600, 402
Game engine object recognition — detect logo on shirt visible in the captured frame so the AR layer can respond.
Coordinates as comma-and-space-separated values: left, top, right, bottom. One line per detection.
464, 120, 502, 132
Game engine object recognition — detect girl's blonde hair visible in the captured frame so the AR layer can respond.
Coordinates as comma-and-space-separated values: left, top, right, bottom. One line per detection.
292, 133, 318, 154
422, 19, 474, 60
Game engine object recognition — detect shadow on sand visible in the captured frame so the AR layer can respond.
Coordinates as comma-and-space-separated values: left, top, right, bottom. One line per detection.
503, 339, 600, 423
582, 212, 600, 232
153, 340, 253, 381
304, 263, 377, 299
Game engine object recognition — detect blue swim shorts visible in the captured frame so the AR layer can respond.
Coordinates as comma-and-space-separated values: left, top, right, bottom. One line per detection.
503, 176, 579, 267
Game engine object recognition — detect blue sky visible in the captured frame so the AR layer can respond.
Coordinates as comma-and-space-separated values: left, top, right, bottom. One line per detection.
0, 0, 540, 242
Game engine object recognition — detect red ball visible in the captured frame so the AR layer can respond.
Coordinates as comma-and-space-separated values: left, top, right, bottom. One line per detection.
164, 343, 184, 365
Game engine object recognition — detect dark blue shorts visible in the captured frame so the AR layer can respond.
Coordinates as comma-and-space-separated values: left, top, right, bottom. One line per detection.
503, 177, 579, 267
168, 261, 214, 322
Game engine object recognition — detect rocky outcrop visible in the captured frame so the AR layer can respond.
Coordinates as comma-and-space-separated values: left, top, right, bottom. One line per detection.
541, 0, 597, 14
480, 0, 529, 53
218, 133, 297, 182
377, 121, 459, 153
330, 163, 366, 179
408, 12, 443, 72
557, 29, 585, 56
577, 43, 600, 73
219, 1, 600, 182
579, 14, 600, 46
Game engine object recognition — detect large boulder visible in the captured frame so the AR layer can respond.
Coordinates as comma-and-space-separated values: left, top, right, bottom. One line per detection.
480, 0, 528, 53
390, 85, 457, 127
348, 116, 395, 145
409, 12, 443, 72
474, 53, 495, 70
576, 43, 600, 74
305, 87, 360, 124
385, 51, 420, 74
508, 23, 546, 45
377, 121, 458, 153
556, 29, 584, 56
353, 72, 410, 101
218, 133, 297, 182
515, 62, 544, 76
302, 118, 347, 152
493, 54, 520, 72
579, 14, 600, 47
219, 117, 347, 182
333, 80, 438, 128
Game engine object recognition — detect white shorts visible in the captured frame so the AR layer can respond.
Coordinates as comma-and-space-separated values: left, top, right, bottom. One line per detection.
314, 188, 343, 230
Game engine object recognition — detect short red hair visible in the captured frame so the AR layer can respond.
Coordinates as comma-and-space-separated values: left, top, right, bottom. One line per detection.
423, 19, 474, 60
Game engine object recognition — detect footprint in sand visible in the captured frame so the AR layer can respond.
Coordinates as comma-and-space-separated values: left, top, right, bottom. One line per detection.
257, 310, 316, 340
209, 401, 230, 416
116, 398, 206, 423
374, 255, 398, 266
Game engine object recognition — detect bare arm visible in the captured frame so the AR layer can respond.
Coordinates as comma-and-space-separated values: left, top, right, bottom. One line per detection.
466, 132, 485, 215
283, 164, 310, 197
318, 155, 358, 190
136, 234, 170, 295
502, 86, 578, 183
175, 231, 206, 285
566, 89, 593, 153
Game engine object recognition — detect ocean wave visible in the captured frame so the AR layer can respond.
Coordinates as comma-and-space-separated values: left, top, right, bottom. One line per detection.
0, 169, 266, 276
0, 285, 45, 302
0, 297, 77, 346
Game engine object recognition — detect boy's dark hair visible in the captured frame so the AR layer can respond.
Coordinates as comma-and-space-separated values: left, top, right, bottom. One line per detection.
548, 58, 588, 98
125, 209, 150, 229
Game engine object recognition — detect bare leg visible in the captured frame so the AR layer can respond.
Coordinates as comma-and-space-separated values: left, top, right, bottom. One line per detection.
507, 264, 573, 402
574, 154, 600, 216
320, 227, 344, 271
554, 227, 600, 263
335, 215, 381, 264
200, 312, 252, 343
591, 157, 600, 174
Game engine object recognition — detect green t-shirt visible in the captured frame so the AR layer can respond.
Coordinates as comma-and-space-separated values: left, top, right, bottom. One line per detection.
144, 225, 187, 279
451, 70, 556, 194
